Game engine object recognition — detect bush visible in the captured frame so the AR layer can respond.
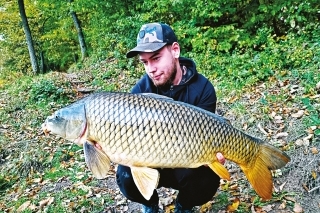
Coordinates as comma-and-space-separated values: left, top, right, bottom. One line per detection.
28, 78, 74, 104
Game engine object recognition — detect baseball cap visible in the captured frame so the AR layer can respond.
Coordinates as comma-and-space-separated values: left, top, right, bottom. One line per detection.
126, 23, 178, 58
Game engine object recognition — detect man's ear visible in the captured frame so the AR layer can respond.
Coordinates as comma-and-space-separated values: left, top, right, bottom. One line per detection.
171, 42, 180, 59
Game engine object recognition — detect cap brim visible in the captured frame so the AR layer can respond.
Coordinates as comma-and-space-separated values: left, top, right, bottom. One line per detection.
126, 42, 167, 58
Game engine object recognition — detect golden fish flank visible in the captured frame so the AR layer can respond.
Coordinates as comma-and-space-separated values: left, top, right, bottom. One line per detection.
42, 92, 290, 201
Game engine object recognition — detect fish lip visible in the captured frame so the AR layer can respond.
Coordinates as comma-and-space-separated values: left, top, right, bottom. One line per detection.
41, 123, 51, 136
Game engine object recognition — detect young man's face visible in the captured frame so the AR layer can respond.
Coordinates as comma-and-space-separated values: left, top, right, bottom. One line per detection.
139, 45, 178, 87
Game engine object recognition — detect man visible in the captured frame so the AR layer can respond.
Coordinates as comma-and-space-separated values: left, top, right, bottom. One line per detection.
116, 22, 225, 213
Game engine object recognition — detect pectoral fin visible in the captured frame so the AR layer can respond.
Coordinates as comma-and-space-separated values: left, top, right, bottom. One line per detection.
83, 141, 111, 179
131, 167, 159, 200
208, 161, 230, 180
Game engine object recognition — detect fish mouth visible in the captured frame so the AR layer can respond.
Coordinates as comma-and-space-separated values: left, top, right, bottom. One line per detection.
41, 123, 51, 136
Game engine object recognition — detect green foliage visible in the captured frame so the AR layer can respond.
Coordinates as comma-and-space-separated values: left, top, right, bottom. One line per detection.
1, 0, 319, 74
0, 175, 13, 192
301, 97, 320, 128
28, 79, 69, 103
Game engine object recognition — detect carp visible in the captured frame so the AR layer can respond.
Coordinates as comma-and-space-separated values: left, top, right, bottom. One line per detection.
42, 92, 290, 200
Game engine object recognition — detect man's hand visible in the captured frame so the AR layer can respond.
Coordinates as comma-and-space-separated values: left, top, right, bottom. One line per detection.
216, 152, 225, 165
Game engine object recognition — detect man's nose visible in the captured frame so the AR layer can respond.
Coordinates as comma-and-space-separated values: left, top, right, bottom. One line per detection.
147, 63, 156, 73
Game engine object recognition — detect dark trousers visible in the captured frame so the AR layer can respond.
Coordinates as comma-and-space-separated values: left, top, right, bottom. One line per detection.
116, 165, 220, 209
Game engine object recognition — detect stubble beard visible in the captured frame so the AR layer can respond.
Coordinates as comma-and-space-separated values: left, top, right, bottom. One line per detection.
154, 61, 177, 88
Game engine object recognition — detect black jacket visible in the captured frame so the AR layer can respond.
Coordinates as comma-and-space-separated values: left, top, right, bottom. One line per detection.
131, 57, 217, 113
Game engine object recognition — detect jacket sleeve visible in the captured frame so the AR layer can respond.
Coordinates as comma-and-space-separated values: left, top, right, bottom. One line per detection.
196, 79, 217, 113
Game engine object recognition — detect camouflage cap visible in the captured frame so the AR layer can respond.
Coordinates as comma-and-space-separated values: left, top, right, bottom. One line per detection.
126, 23, 178, 58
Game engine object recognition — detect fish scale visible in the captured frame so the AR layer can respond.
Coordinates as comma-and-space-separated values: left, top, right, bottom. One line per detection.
83, 93, 257, 167
42, 92, 290, 200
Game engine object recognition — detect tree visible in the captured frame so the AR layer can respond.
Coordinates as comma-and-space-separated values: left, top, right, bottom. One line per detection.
69, 0, 87, 61
18, 0, 38, 74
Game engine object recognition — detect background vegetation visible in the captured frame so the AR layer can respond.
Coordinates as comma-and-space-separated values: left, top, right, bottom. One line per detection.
0, 0, 319, 212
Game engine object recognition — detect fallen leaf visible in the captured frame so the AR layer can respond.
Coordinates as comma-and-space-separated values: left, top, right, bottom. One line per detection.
116, 198, 126, 205
262, 204, 274, 212
279, 181, 287, 191
270, 111, 277, 117
274, 115, 283, 120
293, 203, 303, 213
165, 204, 175, 213
257, 123, 268, 135
303, 134, 313, 142
17, 201, 31, 213
302, 183, 309, 191
39, 197, 54, 208
32, 177, 42, 183
284, 196, 296, 202
278, 201, 286, 209
273, 132, 288, 138
295, 139, 309, 147
291, 110, 304, 118
311, 170, 317, 179
311, 147, 318, 154
200, 201, 213, 212
227, 198, 240, 212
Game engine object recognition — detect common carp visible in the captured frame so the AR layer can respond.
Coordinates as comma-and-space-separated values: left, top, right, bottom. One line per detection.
42, 92, 290, 200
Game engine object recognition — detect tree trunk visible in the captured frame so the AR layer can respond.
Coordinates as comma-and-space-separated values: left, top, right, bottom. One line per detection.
18, 0, 38, 74
69, 0, 87, 60
39, 51, 45, 73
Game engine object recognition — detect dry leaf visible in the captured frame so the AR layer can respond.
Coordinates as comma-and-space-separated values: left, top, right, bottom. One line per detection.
257, 123, 268, 135
311, 170, 317, 179
291, 110, 304, 118
293, 203, 303, 213
32, 177, 42, 183
284, 196, 296, 202
251, 205, 257, 213
278, 201, 286, 209
227, 198, 240, 212
311, 147, 318, 154
274, 115, 283, 120
270, 111, 277, 117
165, 204, 175, 213
295, 139, 309, 147
303, 134, 313, 141
262, 204, 274, 212
39, 197, 54, 208
279, 181, 287, 191
200, 201, 213, 212
17, 201, 31, 212
273, 132, 288, 138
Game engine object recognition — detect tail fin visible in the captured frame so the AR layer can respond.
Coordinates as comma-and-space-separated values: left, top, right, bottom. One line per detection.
240, 143, 290, 200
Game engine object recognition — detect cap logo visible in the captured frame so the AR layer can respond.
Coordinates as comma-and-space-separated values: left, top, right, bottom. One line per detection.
139, 30, 145, 39
137, 25, 163, 44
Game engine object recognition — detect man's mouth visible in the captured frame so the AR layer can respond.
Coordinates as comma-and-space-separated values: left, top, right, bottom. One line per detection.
153, 74, 162, 81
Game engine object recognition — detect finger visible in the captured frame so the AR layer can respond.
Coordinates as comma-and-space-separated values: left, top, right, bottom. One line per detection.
216, 152, 225, 165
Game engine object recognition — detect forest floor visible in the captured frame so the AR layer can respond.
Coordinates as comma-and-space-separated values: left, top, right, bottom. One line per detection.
0, 70, 319, 213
